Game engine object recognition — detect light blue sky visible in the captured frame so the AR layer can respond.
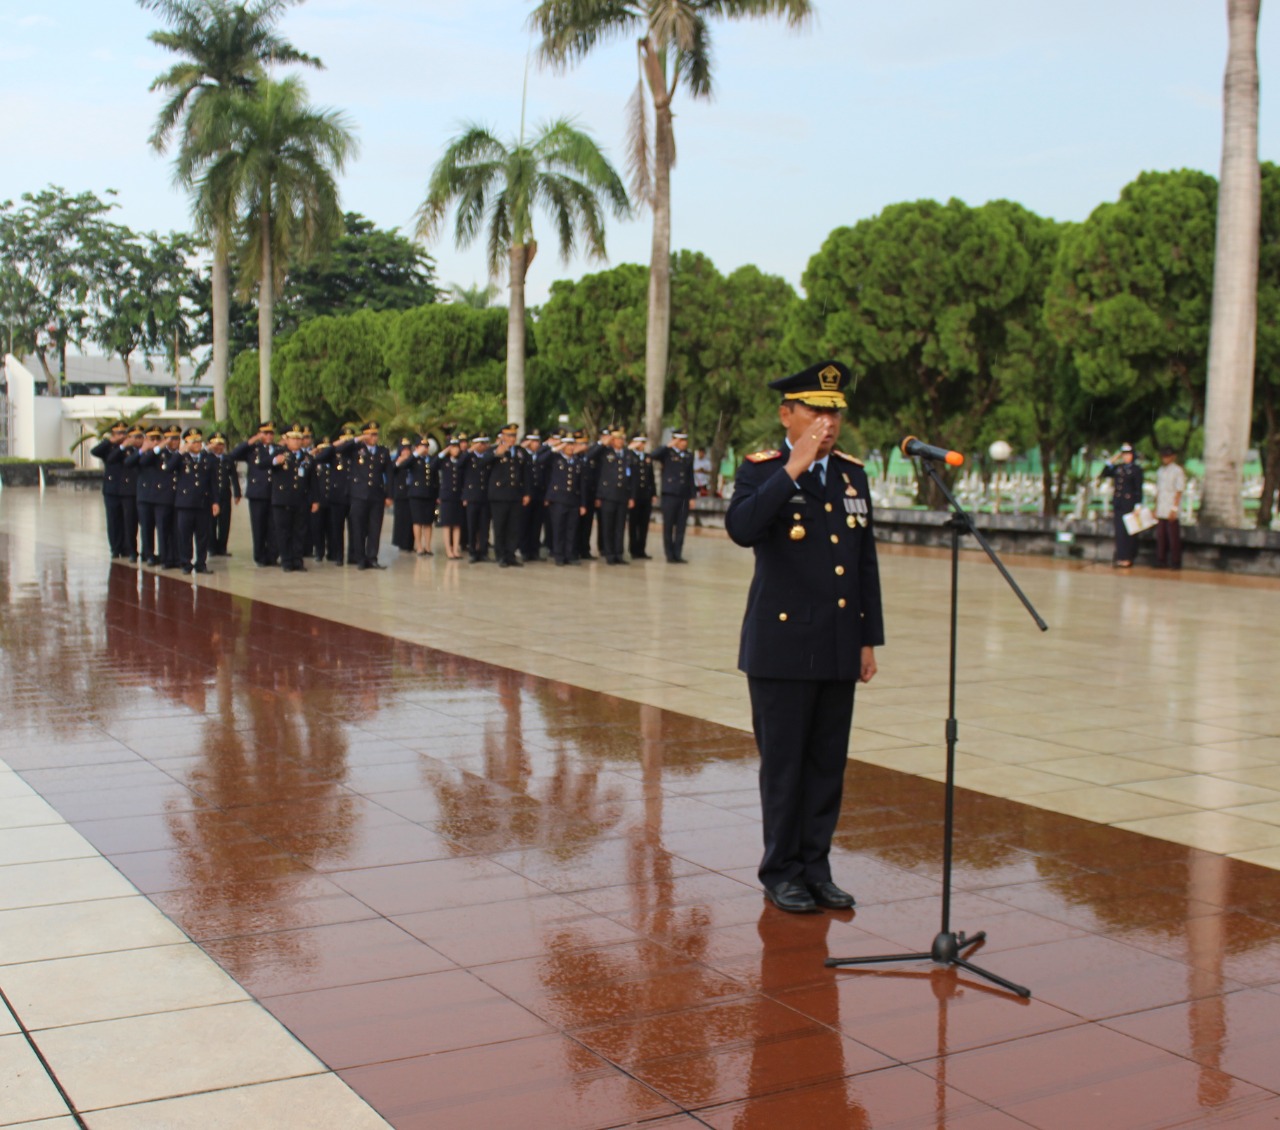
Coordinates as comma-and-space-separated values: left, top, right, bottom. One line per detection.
2, 1, 1278, 305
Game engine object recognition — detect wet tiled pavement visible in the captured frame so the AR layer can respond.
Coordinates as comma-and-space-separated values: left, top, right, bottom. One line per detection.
3, 492, 1280, 1127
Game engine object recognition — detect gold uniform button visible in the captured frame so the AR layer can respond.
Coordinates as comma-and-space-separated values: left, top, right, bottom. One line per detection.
778, 612, 788, 622
838, 598, 847, 609
830, 534, 839, 544
824, 503, 833, 512
835, 565, 845, 576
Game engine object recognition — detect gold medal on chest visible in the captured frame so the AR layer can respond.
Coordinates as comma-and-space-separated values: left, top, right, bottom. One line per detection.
789, 524, 806, 541
846, 515, 857, 528
846, 486, 857, 497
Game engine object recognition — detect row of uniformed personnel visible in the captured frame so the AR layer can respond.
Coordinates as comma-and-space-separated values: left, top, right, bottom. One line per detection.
95, 417, 700, 574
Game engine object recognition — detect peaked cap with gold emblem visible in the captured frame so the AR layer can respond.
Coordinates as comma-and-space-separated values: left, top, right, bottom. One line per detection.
768, 359, 851, 409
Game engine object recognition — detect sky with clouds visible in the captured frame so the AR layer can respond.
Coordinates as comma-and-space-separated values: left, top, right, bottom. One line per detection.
2, 1, 1279, 306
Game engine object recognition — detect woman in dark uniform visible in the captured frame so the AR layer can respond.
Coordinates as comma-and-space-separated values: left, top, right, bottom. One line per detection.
1099, 443, 1144, 568
406, 435, 440, 556
435, 436, 466, 559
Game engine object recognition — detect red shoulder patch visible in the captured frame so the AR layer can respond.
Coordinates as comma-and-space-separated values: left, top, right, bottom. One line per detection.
746, 449, 783, 463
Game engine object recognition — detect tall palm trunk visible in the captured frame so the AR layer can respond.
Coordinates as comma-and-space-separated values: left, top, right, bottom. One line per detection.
211, 233, 230, 422
257, 202, 274, 420
645, 56, 674, 447
1201, 0, 1261, 528
507, 241, 530, 432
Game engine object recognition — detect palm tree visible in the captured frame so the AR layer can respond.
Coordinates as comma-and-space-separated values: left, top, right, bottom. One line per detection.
139, 0, 320, 422
530, 0, 813, 444
1201, 0, 1262, 528
184, 76, 356, 418
416, 118, 628, 433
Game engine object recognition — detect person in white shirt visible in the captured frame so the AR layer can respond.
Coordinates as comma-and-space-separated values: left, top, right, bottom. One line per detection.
1155, 445, 1187, 570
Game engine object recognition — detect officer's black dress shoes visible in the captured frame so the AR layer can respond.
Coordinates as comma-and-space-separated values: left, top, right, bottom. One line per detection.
763, 881, 818, 914
807, 880, 856, 909
194, 565, 212, 575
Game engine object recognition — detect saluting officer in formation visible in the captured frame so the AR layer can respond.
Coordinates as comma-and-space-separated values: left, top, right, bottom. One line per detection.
269, 425, 320, 572
229, 422, 280, 567
726, 360, 884, 916
628, 435, 656, 560
653, 429, 696, 563
90, 421, 130, 558
594, 428, 637, 565
460, 434, 493, 562
137, 426, 182, 569
326, 421, 393, 570
522, 431, 551, 561
170, 427, 219, 574
482, 424, 534, 567
544, 431, 590, 565
206, 432, 241, 557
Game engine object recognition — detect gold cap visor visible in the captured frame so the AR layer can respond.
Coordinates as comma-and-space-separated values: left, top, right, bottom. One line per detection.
783, 391, 847, 409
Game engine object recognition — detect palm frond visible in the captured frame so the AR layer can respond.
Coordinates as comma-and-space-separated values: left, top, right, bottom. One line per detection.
527, 0, 643, 69
625, 76, 653, 208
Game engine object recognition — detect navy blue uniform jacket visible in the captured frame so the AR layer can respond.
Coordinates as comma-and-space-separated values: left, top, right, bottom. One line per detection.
725, 450, 885, 681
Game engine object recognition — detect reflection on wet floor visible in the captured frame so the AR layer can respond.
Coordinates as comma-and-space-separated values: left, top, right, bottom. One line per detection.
3, 554, 1280, 1127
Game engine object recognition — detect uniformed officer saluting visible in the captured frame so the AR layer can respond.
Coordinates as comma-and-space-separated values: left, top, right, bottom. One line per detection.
725, 360, 885, 915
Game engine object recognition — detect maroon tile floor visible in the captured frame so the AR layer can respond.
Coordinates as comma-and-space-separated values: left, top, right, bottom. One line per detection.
4, 559, 1280, 1128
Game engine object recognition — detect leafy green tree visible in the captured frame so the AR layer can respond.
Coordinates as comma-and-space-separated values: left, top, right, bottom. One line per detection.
89, 225, 154, 387
140, 0, 321, 421
1045, 170, 1217, 456
274, 307, 400, 434
667, 252, 796, 476
790, 198, 1040, 505
0, 186, 119, 392
383, 303, 509, 411
447, 281, 499, 308
185, 76, 357, 419
277, 212, 439, 333
225, 346, 263, 434
1253, 161, 1280, 525
530, 0, 813, 445
533, 262, 648, 432
416, 117, 628, 433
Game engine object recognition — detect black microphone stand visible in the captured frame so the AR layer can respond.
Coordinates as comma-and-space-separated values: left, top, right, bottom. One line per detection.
825, 456, 1048, 998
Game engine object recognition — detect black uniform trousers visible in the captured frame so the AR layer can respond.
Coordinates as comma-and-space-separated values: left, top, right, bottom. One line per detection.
521, 495, 545, 560
548, 502, 580, 564
392, 498, 414, 551
103, 494, 125, 556
599, 500, 628, 561
466, 500, 491, 560
137, 501, 157, 563
248, 498, 276, 565
575, 506, 596, 558
628, 497, 653, 557
490, 499, 523, 565
327, 502, 352, 563
661, 495, 690, 561
748, 676, 857, 888
212, 493, 233, 555
176, 507, 211, 570
1113, 502, 1138, 563
310, 505, 328, 559
348, 499, 385, 567
121, 496, 138, 559
155, 503, 178, 568
272, 503, 309, 569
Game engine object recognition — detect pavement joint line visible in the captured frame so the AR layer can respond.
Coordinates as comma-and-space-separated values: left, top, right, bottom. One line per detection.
0, 982, 87, 1130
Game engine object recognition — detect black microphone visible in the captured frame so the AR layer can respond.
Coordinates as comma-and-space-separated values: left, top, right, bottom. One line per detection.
901, 435, 965, 467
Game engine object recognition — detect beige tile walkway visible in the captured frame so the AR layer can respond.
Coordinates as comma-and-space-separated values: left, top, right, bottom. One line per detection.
4, 488, 1279, 868
0, 758, 391, 1128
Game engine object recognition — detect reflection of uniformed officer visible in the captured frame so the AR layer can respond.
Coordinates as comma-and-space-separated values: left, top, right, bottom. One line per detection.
653, 430, 696, 563
229, 422, 279, 566
595, 429, 636, 564
168, 428, 219, 574
726, 360, 884, 915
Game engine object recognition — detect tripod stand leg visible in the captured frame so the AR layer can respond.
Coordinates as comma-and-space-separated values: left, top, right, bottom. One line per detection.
953, 957, 1031, 998
825, 951, 933, 968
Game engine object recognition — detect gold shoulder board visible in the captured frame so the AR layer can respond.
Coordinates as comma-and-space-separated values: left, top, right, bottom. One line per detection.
746, 449, 783, 463
833, 451, 864, 467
